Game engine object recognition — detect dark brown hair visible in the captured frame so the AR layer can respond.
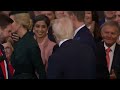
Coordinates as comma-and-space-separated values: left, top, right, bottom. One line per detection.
0, 13, 13, 29
68, 11, 85, 21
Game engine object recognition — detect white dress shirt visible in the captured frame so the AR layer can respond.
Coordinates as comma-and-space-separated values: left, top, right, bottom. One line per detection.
104, 43, 116, 72
59, 39, 69, 47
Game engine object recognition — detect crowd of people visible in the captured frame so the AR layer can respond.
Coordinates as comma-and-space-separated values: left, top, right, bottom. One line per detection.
0, 11, 120, 79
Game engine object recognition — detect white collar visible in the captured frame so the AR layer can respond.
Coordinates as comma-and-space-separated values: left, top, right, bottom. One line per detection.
59, 39, 69, 47
104, 42, 116, 52
74, 24, 85, 36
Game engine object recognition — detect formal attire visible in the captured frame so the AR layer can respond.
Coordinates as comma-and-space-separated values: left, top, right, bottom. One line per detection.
47, 39, 96, 79
37, 36, 56, 71
11, 32, 46, 79
73, 24, 96, 53
99, 18, 105, 26
0, 44, 11, 79
96, 41, 120, 79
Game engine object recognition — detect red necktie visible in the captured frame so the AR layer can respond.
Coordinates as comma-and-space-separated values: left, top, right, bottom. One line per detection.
0, 50, 8, 79
106, 48, 111, 70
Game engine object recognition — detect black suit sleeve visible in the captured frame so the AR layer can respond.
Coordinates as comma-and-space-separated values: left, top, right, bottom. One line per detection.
29, 45, 46, 79
47, 54, 64, 79
114, 49, 120, 79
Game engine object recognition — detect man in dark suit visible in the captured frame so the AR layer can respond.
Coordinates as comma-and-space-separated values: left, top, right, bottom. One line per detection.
0, 13, 14, 79
47, 17, 96, 79
99, 11, 116, 26
64, 11, 96, 52
96, 21, 120, 79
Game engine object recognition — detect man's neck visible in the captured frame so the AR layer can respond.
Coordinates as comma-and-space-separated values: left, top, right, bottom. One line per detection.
105, 17, 115, 22
74, 21, 85, 30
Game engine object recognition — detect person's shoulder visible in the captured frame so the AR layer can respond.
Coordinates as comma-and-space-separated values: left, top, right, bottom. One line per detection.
116, 43, 120, 47
24, 32, 38, 48
115, 43, 120, 52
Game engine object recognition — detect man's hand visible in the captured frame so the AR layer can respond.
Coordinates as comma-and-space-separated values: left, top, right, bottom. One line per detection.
110, 69, 117, 79
11, 33, 19, 42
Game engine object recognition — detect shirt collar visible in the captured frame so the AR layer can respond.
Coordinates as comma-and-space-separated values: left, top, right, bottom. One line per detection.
74, 24, 85, 36
59, 39, 69, 47
104, 42, 116, 52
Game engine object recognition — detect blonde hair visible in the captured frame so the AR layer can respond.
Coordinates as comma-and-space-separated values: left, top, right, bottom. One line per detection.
52, 17, 74, 41
14, 13, 33, 31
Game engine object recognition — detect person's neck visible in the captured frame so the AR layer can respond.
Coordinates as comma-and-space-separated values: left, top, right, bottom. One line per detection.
85, 22, 93, 27
74, 21, 85, 30
0, 38, 5, 44
37, 36, 48, 44
105, 43, 113, 48
37, 37, 45, 43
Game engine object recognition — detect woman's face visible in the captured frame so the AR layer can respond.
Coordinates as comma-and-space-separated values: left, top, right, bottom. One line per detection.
115, 11, 120, 25
33, 20, 48, 38
84, 11, 93, 24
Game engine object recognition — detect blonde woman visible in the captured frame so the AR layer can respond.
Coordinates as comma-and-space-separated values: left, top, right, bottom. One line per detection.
10, 11, 46, 79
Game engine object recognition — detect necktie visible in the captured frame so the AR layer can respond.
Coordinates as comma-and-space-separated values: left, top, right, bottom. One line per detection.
0, 49, 8, 79
106, 48, 111, 70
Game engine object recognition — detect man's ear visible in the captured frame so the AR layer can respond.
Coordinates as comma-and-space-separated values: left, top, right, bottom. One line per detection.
70, 13, 76, 22
0, 26, 3, 38
0, 26, 2, 33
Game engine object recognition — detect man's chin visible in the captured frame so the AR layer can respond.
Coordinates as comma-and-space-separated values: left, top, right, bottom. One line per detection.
1, 39, 6, 44
106, 42, 114, 46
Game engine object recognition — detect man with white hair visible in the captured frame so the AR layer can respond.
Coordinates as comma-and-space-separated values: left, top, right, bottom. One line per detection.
47, 17, 96, 79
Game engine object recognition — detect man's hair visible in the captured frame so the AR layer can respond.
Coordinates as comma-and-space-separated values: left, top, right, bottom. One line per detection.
67, 11, 85, 21
0, 13, 13, 29
101, 21, 120, 33
52, 17, 74, 41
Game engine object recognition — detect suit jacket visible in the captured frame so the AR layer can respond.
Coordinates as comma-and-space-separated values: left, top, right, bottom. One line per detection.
112, 44, 120, 79
99, 18, 105, 26
96, 41, 120, 79
47, 39, 96, 79
73, 26, 96, 53
0, 44, 11, 79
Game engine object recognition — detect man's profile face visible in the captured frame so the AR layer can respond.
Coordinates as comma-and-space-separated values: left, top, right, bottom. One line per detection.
0, 24, 12, 43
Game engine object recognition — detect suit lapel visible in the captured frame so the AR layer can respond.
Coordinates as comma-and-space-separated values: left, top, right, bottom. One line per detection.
101, 42, 108, 67
111, 44, 120, 71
